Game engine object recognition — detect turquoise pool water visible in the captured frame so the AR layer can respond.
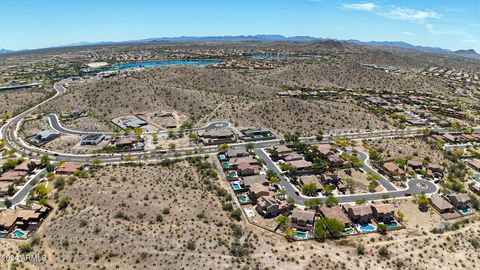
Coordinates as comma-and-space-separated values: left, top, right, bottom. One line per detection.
386, 222, 398, 228
219, 155, 227, 161
0, 232, 6, 238
461, 208, 472, 215
294, 232, 308, 239
232, 182, 242, 191
12, 230, 25, 238
238, 194, 248, 203
83, 60, 223, 73
358, 224, 376, 232
222, 162, 230, 169
228, 171, 237, 177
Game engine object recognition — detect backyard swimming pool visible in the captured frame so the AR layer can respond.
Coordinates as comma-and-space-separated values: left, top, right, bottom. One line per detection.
386, 221, 398, 228
358, 224, 376, 232
238, 194, 249, 203
232, 182, 242, 191
228, 171, 237, 178
11, 229, 25, 238
294, 231, 308, 239
461, 208, 472, 215
222, 162, 230, 169
219, 155, 227, 161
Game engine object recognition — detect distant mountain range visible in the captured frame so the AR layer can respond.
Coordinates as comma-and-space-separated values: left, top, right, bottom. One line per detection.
0, 49, 14, 54
453, 49, 480, 59
2, 35, 480, 60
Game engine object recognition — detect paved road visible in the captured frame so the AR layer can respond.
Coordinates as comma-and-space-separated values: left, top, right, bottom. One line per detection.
255, 148, 437, 205
346, 150, 397, 192
47, 112, 230, 137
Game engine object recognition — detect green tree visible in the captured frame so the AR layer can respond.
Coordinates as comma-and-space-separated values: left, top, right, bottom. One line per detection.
377, 223, 388, 234
345, 177, 355, 193
301, 182, 318, 196
325, 195, 339, 207
314, 220, 327, 241
396, 211, 405, 221
324, 218, 345, 238
27, 161, 37, 173
276, 215, 290, 230
91, 158, 102, 168
40, 155, 50, 166
304, 198, 323, 210
245, 143, 255, 151
269, 176, 280, 185
219, 143, 229, 152
284, 227, 296, 241
417, 193, 429, 211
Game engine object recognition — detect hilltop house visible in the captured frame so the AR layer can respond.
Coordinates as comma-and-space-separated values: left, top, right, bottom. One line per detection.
239, 128, 275, 141
383, 162, 405, 176
249, 183, 270, 198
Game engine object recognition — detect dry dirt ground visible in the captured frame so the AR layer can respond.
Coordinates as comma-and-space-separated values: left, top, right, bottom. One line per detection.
1, 159, 479, 270
368, 137, 448, 165
0, 89, 49, 117
39, 65, 391, 137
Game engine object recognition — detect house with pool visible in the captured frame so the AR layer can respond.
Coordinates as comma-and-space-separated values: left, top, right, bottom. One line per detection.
319, 206, 356, 235
344, 205, 376, 233
447, 193, 472, 215
290, 209, 316, 234
0, 204, 51, 239
371, 203, 401, 229
255, 195, 289, 218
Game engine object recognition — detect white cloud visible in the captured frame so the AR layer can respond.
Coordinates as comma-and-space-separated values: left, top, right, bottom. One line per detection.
343, 3, 376, 11
402, 31, 414, 36
385, 7, 440, 21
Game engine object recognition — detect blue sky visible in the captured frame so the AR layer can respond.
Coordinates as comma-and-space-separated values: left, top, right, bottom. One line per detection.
0, 0, 479, 51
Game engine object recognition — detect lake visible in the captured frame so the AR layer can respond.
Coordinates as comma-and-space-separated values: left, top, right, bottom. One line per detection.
82, 60, 223, 73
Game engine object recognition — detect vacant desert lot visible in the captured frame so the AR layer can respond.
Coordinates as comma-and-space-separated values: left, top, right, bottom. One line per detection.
0, 89, 49, 116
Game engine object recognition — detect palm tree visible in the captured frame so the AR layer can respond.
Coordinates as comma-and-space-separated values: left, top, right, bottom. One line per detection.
301, 182, 317, 196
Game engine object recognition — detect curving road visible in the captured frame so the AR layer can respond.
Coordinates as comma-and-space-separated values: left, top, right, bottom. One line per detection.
254, 148, 437, 205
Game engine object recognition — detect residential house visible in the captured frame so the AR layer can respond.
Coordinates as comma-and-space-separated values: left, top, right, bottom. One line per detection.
470, 182, 480, 195
286, 160, 313, 172
0, 171, 28, 182
240, 128, 275, 141
255, 196, 288, 218
0, 204, 50, 238
35, 130, 60, 143
81, 134, 105, 146
442, 134, 457, 143
430, 194, 455, 214
56, 163, 84, 175
319, 206, 352, 227
298, 175, 323, 191
313, 144, 334, 158
321, 172, 340, 185
427, 163, 445, 178
447, 193, 470, 210
407, 160, 423, 172
249, 183, 270, 198
226, 147, 248, 158
273, 145, 292, 156
290, 209, 316, 231
466, 159, 480, 171
283, 153, 303, 162
327, 153, 344, 167
344, 205, 373, 225
199, 128, 236, 145
230, 156, 260, 176
371, 203, 395, 223
383, 162, 405, 176
242, 174, 268, 188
